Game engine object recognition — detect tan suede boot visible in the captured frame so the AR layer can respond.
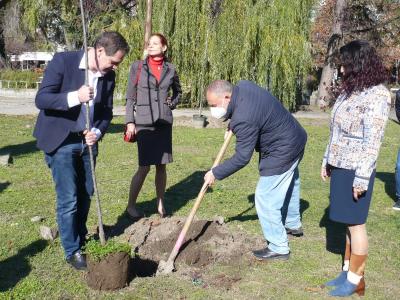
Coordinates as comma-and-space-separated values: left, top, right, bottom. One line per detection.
348, 254, 367, 296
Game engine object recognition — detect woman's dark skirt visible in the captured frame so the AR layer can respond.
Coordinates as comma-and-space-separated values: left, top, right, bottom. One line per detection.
329, 167, 376, 225
136, 124, 173, 166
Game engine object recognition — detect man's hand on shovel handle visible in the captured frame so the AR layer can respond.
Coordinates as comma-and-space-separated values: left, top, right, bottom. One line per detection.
204, 170, 216, 186
83, 130, 98, 146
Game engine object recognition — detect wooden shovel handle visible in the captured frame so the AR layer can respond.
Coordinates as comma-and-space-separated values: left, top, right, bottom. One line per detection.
212, 130, 234, 168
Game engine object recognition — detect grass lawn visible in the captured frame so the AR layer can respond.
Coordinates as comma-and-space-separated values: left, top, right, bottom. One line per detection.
0, 115, 399, 299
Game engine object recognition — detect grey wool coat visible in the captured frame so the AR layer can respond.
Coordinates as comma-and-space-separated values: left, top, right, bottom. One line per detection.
125, 58, 182, 126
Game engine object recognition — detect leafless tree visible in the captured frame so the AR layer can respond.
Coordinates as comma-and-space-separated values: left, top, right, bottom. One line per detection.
316, 0, 347, 108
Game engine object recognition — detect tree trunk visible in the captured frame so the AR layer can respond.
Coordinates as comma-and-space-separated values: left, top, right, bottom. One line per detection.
0, 55, 7, 68
0, 28, 6, 67
316, 0, 347, 108
0, 0, 10, 68
143, 0, 152, 58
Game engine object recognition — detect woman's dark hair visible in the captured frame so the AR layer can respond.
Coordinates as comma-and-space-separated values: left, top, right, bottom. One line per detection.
339, 40, 388, 96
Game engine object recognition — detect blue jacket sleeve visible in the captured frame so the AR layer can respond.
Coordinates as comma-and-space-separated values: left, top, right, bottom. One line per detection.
35, 53, 70, 111
212, 121, 259, 180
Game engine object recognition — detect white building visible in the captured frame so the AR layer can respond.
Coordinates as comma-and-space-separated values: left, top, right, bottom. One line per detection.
8, 52, 54, 70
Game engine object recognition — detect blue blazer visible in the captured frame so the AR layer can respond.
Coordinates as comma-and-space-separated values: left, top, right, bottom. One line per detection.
33, 51, 115, 153
213, 80, 307, 179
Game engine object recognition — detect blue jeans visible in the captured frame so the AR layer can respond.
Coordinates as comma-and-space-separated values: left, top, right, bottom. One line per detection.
255, 160, 301, 254
396, 149, 400, 200
45, 136, 97, 258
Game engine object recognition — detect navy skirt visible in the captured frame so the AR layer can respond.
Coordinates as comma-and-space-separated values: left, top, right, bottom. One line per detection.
329, 167, 376, 225
136, 124, 173, 166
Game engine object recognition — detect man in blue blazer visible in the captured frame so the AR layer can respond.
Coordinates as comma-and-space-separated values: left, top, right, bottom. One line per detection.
33, 31, 129, 270
204, 80, 307, 261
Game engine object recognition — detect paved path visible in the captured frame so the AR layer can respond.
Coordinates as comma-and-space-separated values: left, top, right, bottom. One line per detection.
0, 95, 331, 119
0, 96, 39, 115
2, 95, 398, 121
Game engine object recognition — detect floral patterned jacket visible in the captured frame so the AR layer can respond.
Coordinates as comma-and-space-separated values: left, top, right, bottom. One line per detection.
322, 84, 391, 191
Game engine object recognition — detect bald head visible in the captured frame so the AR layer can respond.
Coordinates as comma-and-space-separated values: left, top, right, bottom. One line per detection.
207, 80, 233, 96
206, 80, 233, 109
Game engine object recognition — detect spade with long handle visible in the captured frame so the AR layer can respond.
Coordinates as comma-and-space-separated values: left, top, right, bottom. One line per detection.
79, 0, 106, 246
156, 131, 234, 275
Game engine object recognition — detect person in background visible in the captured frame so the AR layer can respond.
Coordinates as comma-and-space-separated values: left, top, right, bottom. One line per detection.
34, 31, 129, 270
393, 89, 400, 211
125, 33, 181, 219
321, 40, 391, 297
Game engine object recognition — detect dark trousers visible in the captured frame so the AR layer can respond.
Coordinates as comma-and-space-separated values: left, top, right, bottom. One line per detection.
45, 135, 97, 258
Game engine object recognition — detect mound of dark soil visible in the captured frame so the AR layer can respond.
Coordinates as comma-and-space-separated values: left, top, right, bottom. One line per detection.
86, 252, 130, 290
124, 217, 264, 274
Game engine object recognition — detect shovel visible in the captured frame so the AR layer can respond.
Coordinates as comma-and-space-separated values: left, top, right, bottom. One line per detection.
156, 130, 234, 275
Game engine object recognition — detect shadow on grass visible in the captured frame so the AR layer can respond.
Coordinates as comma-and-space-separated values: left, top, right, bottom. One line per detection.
319, 206, 346, 255
0, 181, 11, 193
226, 194, 256, 222
129, 257, 158, 279
107, 171, 204, 238
0, 239, 48, 292
376, 171, 396, 202
106, 122, 125, 135
226, 193, 310, 224
0, 140, 38, 158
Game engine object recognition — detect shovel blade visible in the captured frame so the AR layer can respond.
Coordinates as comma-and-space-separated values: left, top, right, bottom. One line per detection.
156, 259, 175, 275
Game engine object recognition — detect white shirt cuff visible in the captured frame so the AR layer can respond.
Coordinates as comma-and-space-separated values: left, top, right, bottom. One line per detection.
91, 127, 102, 140
67, 91, 80, 107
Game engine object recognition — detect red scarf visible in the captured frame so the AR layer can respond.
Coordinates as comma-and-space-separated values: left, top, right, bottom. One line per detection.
148, 56, 164, 82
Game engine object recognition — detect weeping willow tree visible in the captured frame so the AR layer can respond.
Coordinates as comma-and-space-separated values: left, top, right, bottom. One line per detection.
17, 0, 316, 110
19, 0, 82, 50
110, 0, 315, 110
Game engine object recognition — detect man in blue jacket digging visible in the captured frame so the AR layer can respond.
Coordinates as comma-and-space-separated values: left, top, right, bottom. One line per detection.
204, 80, 307, 260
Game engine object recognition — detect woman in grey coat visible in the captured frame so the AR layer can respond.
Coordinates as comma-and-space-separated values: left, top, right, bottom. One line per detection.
125, 33, 182, 218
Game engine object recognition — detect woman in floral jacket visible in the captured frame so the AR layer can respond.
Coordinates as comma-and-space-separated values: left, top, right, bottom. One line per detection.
321, 40, 391, 297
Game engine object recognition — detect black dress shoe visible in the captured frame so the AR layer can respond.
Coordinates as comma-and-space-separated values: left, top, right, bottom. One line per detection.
285, 226, 304, 237
252, 247, 290, 260
66, 251, 87, 271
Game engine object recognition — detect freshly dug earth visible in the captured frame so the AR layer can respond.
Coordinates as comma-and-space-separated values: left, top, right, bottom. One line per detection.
124, 217, 265, 275
86, 252, 130, 290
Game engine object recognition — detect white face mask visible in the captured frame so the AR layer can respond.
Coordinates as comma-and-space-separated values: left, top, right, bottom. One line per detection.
210, 106, 227, 119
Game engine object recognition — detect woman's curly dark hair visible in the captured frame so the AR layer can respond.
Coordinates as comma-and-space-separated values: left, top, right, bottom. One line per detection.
339, 40, 388, 96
